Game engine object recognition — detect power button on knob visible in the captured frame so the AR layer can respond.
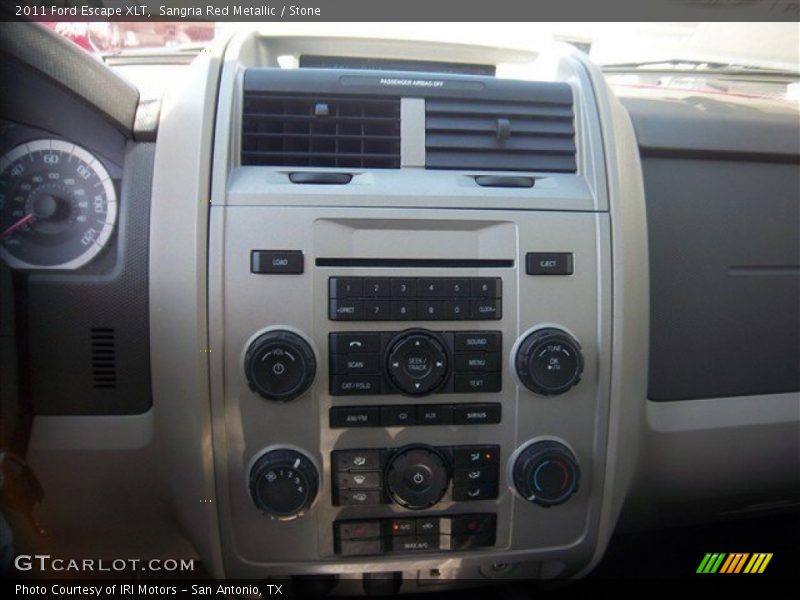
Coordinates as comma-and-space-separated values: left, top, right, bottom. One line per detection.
385, 445, 450, 509
245, 330, 316, 401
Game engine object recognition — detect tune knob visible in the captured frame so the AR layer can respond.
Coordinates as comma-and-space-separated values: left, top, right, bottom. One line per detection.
513, 441, 580, 507
384, 445, 451, 509
385, 330, 449, 396
244, 330, 316, 401
249, 449, 319, 519
515, 328, 584, 395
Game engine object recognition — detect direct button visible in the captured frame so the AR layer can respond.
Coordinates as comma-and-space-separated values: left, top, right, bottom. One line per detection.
329, 300, 364, 321
251, 250, 304, 274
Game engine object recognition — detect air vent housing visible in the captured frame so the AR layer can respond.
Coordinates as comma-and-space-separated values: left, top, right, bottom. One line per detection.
425, 88, 577, 173
241, 93, 401, 168
90, 327, 117, 390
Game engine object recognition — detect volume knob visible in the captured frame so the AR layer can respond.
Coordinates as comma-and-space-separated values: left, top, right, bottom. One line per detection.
244, 330, 316, 401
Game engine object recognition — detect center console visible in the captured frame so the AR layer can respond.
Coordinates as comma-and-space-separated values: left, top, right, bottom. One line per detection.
153, 31, 649, 587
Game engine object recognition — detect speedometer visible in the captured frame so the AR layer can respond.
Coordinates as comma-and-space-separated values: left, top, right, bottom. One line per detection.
0, 139, 118, 270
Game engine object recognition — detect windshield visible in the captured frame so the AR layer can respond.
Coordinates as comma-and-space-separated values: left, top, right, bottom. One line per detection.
44, 22, 800, 103
46, 22, 799, 71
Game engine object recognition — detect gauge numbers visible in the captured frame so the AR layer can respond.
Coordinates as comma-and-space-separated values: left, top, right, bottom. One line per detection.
0, 139, 118, 270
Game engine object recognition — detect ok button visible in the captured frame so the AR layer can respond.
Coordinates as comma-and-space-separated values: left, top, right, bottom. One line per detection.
404, 465, 433, 492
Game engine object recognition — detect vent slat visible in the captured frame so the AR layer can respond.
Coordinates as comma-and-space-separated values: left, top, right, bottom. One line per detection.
426, 116, 574, 136
243, 132, 400, 141
425, 89, 577, 173
427, 134, 576, 153
426, 99, 574, 119
427, 151, 577, 172
241, 93, 401, 168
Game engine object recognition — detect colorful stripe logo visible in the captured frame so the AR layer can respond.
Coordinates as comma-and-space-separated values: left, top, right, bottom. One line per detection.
696, 553, 773, 574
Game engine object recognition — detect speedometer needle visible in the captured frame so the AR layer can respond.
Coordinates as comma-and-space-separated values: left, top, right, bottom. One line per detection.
0, 213, 35, 238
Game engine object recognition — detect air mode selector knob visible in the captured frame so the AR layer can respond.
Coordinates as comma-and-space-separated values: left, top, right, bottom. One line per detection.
515, 328, 584, 395
249, 449, 319, 519
513, 441, 580, 507
245, 330, 316, 401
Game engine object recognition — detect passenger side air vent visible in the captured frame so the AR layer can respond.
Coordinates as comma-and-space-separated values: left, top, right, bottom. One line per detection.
425, 90, 577, 173
241, 93, 401, 168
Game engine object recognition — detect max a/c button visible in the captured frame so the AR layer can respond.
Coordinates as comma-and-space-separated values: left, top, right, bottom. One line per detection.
251, 250, 304, 274
525, 252, 574, 275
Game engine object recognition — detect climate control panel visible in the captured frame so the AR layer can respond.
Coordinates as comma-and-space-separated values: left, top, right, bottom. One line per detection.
332, 444, 501, 507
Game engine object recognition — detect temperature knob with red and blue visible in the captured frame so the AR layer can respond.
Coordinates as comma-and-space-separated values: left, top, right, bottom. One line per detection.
513, 441, 580, 507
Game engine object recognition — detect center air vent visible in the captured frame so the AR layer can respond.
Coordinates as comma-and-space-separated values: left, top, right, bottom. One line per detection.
425, 90, 577, 173
241, 93, 401, 168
